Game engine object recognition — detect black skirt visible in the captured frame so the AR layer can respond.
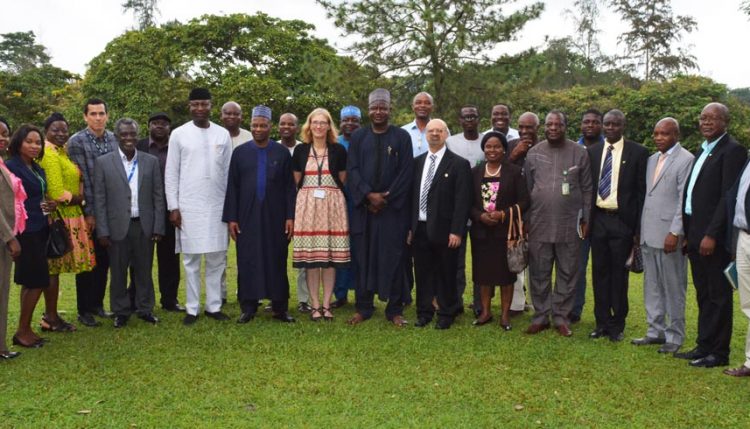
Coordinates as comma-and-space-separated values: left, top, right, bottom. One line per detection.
14, 228, 50, 288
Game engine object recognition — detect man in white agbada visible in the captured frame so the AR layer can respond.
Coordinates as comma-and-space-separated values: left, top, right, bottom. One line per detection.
165, 88, 232, 325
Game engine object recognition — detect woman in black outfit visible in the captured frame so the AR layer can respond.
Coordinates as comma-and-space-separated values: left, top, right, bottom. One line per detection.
5, 125, 54, 348
470, 131, 529, 330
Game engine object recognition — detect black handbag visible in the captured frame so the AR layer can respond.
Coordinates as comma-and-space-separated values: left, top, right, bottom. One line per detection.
46, 209, 72, 259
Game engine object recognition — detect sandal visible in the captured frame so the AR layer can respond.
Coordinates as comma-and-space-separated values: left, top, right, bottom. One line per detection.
322, 307, 334, 321
310, 307, 323, 322
40, 314, 77, 332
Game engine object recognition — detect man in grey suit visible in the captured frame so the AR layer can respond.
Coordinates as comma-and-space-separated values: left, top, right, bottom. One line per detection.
94, 118, 165, 328
633, 118, 693, 353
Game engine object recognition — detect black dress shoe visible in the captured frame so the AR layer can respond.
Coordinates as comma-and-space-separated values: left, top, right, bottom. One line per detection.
204, 311, 230, 321
297, 302, 313, 313
162, 304, 186, 312
77, 313, 101, 327
0, 350, 21, 359
96, 308, 115, 319
658, 343, 681, 354
414, 317, 432, 327
237, 312, 255, 324
631, 336, 666, 346
272, 312, 296, 323
674, 347, 707, 360
435, 319, 452, 330
330, 298, 348, 309
113, 315, 129, 328
609, 332, 624, 342
138, 313, 159, 324
589, 328, 608, 339
183, 314, 198, 325
689, 354, 729, 368
569, 313, 581, 324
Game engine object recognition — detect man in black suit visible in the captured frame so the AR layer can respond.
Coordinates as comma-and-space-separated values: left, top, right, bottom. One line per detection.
128, 113, 185, 312
588, 109, 648, 342
675, 102, 747, 368
409, 119, 472, 329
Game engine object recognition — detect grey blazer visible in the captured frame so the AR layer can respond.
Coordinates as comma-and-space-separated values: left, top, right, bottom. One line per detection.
640, 143, 694, 248
93, 150, 165, 241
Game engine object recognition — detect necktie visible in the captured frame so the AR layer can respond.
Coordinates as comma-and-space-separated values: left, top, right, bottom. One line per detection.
420, 154, 437, 215
598, 145, 613, 199
653, 153, 667, 183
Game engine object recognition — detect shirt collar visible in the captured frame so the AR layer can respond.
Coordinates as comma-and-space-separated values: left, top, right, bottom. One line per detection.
702, 133, 726, 151
578, 135, 605, 146
427, 145, 447, 159
662, 142, 679, 156
118, 147, 138, 162
605, 137, 624, 151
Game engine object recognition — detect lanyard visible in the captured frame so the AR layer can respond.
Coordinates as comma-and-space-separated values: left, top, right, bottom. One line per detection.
126, 158, 138, 183
86, 129, 111, 155
30, 165, 46, 195
311, 146, 327, 187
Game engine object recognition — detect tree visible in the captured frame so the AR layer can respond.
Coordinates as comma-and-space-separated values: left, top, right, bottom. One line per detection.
564, 0, 603, 66
610, 0, 697, 81
742, 0, 750, 16
122, 0, 160, 29
82, 13, 382, 131
317, 0, 544, 117
0, 31, 51, 73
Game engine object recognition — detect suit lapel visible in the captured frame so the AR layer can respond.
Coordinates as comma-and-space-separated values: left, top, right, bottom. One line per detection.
693, 134, 728, 183
590, 143, 603, 181
430, 151, 451, 195
136, 153, 145, 193
112, 152, 129, 187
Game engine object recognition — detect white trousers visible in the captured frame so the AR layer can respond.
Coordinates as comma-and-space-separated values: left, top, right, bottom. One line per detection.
735, 230, 750, 367
183, 251, 227, 316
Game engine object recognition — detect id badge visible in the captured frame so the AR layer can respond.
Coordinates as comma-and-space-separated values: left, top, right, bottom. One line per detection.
313, 189, 326, 199
561, 182, 570, 196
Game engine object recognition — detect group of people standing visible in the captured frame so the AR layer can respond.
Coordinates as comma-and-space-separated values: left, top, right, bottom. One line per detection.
0, 87, 748, 379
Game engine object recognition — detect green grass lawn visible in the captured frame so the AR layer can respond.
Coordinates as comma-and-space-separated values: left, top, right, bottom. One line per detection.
2, 246, 750, 428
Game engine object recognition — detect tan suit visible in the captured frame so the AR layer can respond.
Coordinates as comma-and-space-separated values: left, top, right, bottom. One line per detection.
0, 164, 17, 352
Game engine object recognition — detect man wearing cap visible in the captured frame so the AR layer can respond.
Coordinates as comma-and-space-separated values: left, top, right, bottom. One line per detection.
165, 88, 232, 325
224, 106, 297, 324
133, 112, 184, 312
347, 89, 414, 327
331, 105, 361, 309
221, 101, 253, 150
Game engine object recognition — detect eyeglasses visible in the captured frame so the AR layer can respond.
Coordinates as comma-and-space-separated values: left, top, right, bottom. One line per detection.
311, 121, 329, 127
461, 115, 478, 121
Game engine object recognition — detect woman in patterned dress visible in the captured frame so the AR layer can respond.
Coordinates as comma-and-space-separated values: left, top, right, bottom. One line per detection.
37, 113, 95, 332
470, 132, 529, 330
292, 108, 350, 321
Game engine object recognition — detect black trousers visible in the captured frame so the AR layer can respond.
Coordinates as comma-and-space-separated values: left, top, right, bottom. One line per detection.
688, 248, 733, 359
128, 216, 180, 308
75, 229, 109, 315
590, 210, 633, 335
413, 222, 460, 321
